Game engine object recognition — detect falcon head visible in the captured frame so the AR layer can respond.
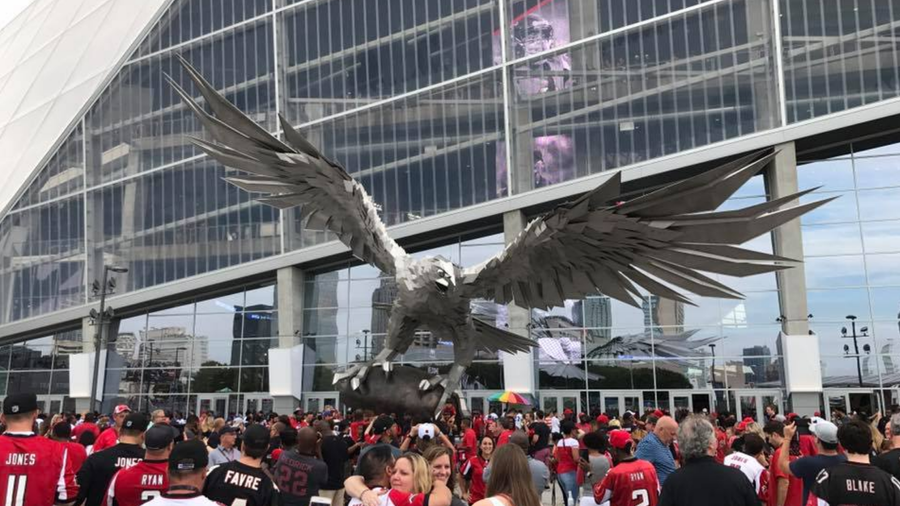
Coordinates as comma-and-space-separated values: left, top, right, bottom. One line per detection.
423, 256, 458, 296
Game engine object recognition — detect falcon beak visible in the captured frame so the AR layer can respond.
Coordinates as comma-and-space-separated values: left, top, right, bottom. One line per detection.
435, 278, 451, 295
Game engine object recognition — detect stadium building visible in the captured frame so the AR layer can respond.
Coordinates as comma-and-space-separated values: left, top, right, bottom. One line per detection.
2, 0, 900, 420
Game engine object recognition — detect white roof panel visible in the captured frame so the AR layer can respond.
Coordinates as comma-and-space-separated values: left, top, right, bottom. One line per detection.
0, 0, 168, 215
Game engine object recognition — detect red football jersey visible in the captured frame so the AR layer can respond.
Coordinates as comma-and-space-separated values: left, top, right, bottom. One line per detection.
594, 459, 660, 506
106, 459, 169, 506
0, 433, 78, 505
94, 428, 119, 453
64, 441, 88, 475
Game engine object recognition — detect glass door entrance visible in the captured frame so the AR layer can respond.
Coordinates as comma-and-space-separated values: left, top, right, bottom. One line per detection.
824, 389, 883, 420
540, 391, 581, 416
734, 389, 783, 422
601, 391, 643, 418
667, 390, 713, 414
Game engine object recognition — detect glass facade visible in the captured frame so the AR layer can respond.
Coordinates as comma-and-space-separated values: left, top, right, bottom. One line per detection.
800, 136, 900, 400
0, 329, 82, 413
1, 0, 900, 416
101, 283, 277, 415
3, 0, 899, 327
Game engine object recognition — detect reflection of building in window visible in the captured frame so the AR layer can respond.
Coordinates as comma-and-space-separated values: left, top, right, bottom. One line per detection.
370, 278, 398, 355
232, 304, 275, 367
140, 327, 208, 366
722, 303, 748, 327
51, 330, 83, 356
574, 296, 611, 343
742, 346, 772, 383
643, 296, 684, 335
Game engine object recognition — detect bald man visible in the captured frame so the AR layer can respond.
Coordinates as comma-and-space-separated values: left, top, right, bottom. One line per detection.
635, 415, 678, 484
272, 427, 328, 506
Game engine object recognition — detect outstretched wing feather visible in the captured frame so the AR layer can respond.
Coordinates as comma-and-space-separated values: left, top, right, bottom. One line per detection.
171, 58, 405, 274
460, 150, 832, 309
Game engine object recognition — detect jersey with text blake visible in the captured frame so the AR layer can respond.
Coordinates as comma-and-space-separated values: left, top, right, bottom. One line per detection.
203, 461, 277, 506
0, 433, 78, 506
76, 443, 145, 506
106, 459, 169, 506
809, 461, 900, 506
594, 458, 660, 506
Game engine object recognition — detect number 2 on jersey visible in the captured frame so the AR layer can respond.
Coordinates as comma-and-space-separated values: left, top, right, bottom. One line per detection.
632, 489, 649, 506
4, 476, 26, 506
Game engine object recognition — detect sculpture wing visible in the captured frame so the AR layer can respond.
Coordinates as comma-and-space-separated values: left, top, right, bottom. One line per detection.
169, 56, 405, 274
460, 150, 835, 308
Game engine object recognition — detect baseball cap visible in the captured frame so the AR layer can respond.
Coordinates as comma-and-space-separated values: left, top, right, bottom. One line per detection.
563, 408, 573, 415
596, 414, 609, 424
3, 393, 37, 415
608, 430, 632, 450
372, 416, 394, 435
417, 423, 436, 440
169, 440, 208, 471
122, 413, 149, 432
810, 418, 839, 444
608, 419, 622, 428
114, 404, 131, 415
242, 424, 270, 450
145, 424, 178, 450
653, 409, 665, 418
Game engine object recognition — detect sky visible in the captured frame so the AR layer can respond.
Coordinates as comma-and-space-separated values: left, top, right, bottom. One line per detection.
0, 0, 32, 32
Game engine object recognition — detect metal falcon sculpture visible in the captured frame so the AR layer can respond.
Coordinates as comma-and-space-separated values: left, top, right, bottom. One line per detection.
170, 57, 832, 412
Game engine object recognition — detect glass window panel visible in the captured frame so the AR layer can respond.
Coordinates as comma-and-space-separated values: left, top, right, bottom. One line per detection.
871, 322, 900, 354
103, 369, 144, 396
239, 367, 269, 393
586, 359, 655, 389
245, 285, 276, 309
6, 371, 52, 395
854, 156, 900, 189
460, 241, 506, 267
862, 221, 900, 254
682, 297, 725, 327
302, 308, 346, 337
653, 327, 721, 361
187, 366, 239, 394
805, 255, 867, 288
820, 355, 878, 388
799, 191, 858, 225
858, 188, 900, 221
195, 291, 245, 314
654, 358, 713, 390
854, 141, 900, 158
866, 254, 900, 287
807, 289, 871, 323
539, 361, 588, 390
148, 302, 196, 316
241, 311, 277, 339
870, 287, 900, 320
721, 325, 785, 358
798, 159, 856, 192
9, 344, 54, 370
304, 279, 350, 309
532, 328, 586, 362
11, 124, 85, 210
303, 336, 351, 365
508, 0, 778, 193
236, 340, 275, 366
347, 278, 396, 309
803, 223, 863, 256
140, 339, 194, 369
811, 321, 875, 358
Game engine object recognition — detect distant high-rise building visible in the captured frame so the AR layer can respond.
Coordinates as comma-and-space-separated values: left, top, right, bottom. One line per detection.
370, 278, 399, 355
643, 296, 684, 335
574, 297, 612, 342
742, 345, 771, 383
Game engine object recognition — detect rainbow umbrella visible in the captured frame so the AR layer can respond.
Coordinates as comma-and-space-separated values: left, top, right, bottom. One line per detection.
487, 391, 534, 405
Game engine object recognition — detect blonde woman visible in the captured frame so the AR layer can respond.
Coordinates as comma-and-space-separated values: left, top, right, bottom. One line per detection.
345, 451, 452, 506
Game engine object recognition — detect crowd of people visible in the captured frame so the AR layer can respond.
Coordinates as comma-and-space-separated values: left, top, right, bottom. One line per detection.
2, 392, 900, 506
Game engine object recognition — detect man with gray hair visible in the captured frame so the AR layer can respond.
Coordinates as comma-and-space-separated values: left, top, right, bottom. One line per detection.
873, 413, 900, 479
657, 415, 759, 506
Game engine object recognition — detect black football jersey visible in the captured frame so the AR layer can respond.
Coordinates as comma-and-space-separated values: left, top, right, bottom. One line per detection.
810, 461, 900, 506
76, 442, 145, 506
203, 460, 277, 506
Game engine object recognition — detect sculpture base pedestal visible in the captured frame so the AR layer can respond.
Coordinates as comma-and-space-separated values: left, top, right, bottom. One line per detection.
336, 365, 459, 420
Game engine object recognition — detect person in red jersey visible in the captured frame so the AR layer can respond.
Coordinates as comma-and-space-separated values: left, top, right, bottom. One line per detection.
94, 405, 131, 453
73, 414, 101, 443
594, 429, 660, 506
0, 393, 79, 506
51, 422, 88, 475
105, 424, 177, 506
461, 436, 494, 504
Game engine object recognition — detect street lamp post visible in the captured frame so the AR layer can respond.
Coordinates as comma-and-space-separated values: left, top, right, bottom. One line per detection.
88, 265, 128, 414
709, 343, 717, 388
173, 346, 187, 414
841, 315, 869, 388
355, 329, 371, 362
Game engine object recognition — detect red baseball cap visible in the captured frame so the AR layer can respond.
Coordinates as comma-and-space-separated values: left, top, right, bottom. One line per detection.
653, 409, 664, 418
563, 408, 573, 415
608, 430, 632, 450
597, 414, 609, 424
114, 404, 131, 415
